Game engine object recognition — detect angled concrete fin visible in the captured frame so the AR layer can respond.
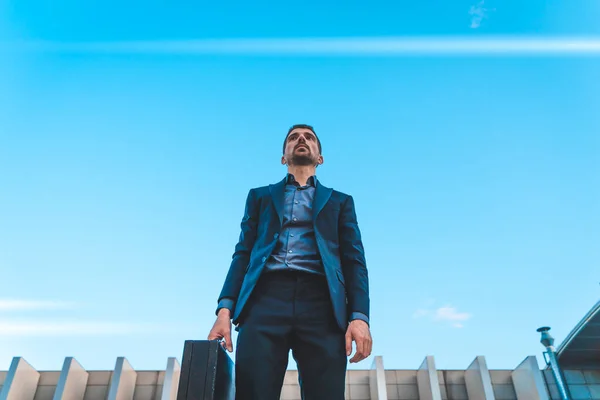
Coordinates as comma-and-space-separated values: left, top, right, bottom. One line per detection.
465, 356, 496, 400
107, 357, 137, 400
369, 356, 388, 400
53, 357, 89, 400
161, 357, 180, 400
0, 357, 40, 400
417, 356, 442, 400
512, 356, 549, 400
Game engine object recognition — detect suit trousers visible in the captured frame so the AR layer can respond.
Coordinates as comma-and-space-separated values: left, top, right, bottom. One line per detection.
234, 270, 347, 400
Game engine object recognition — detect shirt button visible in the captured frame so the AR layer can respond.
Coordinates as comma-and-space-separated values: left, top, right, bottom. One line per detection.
295, 200, 299, 204
261, 256, 267, 262
293, 217, 297, 222
274, 233, 279, 239
288, 250, 292, 253
290, 234, 294, 237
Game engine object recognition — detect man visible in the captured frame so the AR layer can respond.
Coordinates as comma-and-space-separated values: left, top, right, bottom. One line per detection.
208, 124, 372, 400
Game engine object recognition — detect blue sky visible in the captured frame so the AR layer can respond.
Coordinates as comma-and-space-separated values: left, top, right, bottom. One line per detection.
0, 0, 599, 373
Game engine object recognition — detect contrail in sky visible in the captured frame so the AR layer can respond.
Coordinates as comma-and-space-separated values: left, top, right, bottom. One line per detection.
0, 320, 158, 336
0, 299, 74, 311
3, 36, 600, 56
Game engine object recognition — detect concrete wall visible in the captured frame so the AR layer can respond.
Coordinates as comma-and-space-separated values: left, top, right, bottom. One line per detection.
0, 356, 598, 400
0, 369, 168, 400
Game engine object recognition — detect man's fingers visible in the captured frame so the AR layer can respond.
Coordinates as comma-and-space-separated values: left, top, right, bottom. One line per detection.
345, 332, 352, 356
350, 337, 366, 363
365, 336, 373, 358
356, 336, 365, 360
350, 333, 374, 363
208, 318, 233, 352
224, 331, 233, 352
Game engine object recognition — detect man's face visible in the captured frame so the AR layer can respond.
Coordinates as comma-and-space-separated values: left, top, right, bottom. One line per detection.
282, 128, 323, 167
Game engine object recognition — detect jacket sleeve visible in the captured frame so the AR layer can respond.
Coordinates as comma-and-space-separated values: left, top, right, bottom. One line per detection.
338, 195, 370, 322
216, 189, 260, 315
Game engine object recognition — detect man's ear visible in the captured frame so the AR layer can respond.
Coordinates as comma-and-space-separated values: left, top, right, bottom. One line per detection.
281, 155, 287, 165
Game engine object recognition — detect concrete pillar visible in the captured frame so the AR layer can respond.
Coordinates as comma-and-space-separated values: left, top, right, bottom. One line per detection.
417, 356, 442, 400
106, 357, 137, 400
512, 356, 549, 400
465, 356, 496, 400
160, 357, 180, 400
53, 357, 89, 400
0, 357, 40, 400
369, 356, 388, 400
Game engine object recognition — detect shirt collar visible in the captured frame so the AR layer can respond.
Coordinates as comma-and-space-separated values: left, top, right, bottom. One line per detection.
286, 173, 316, 187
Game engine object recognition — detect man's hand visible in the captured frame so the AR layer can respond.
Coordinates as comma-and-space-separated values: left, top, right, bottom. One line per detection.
207, 309, 233, 352
345, 319, 372, 363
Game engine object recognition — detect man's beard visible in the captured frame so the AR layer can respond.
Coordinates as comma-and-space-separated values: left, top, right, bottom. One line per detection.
290, 152, 316, 166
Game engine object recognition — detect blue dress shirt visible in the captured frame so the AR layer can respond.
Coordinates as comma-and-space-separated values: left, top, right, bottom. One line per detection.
263, 174, 323, 275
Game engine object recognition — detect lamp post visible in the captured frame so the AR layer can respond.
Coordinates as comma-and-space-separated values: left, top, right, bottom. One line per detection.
537, 326, 571, 400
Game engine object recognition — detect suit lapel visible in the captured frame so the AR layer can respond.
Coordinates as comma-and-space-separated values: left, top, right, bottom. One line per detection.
313, 179, 333, 221
269, 178, 286, 227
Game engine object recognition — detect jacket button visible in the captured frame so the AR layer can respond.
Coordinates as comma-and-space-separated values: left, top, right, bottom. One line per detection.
274, 233, 279, 239
262, 256, 267, 262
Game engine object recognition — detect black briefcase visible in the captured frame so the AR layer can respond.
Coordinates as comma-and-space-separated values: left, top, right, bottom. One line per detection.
177, 340, 235, 400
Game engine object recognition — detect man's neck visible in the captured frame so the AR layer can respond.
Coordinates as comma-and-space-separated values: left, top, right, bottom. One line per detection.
287, 166, 316, 186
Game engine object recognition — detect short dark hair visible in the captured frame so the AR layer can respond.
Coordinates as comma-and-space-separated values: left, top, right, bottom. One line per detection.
283, 124, 322, 154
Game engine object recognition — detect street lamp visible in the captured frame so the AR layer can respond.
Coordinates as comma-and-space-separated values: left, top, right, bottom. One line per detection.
537, 326, 571, 400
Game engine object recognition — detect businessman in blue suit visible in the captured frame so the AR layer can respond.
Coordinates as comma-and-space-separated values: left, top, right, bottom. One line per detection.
208, 124, 372, 400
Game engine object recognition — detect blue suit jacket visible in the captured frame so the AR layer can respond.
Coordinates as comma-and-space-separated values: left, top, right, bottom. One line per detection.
217, 177, 370, 331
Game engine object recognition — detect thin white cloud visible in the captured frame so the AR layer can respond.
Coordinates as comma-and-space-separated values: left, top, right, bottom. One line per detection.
0, 320, 152, 336
433, 306, 472, 323
0, 299, 74, 311
0, 299, 156, 336
413, 304, 472, 328
2, 36, 600, 56
469, 1, 495, 29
